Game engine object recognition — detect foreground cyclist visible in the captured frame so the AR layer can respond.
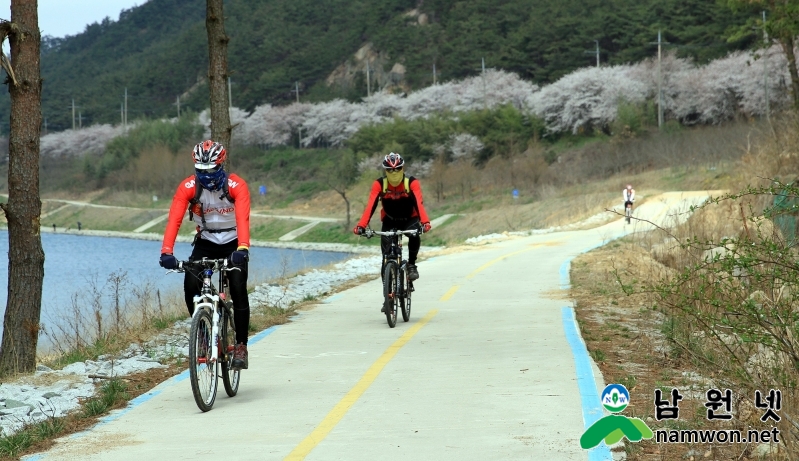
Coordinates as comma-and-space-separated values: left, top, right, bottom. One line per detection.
353, 152, 431, 281
159, 140, 251, 370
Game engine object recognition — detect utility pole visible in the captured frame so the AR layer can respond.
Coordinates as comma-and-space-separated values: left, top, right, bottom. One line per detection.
71, 99, 75, 130
658, 30, 663, 128
433, 62, 437, 85
176, 95, 181, 118
595, 40, 600, 67
293, 81, 302, 148
228, 77, 232, 109
366, 60, 371, 97
481, 57, 487, 109
584, 40, 600, 67
763, 10, 770, 121
649, 31, 669, 129
124, 87, 128, 130
120, 103, 124, 126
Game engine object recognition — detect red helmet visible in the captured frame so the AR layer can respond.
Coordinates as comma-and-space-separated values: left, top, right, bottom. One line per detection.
382, 152, 404, 170
192, 140, 227, 171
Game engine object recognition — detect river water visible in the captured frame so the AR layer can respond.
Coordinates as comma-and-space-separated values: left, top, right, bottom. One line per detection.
0, 231, 351, 348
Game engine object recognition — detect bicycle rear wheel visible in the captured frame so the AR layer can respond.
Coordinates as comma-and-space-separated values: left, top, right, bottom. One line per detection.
400, 266, 411, 322
383, 261, 398, 328
220, 302, 240, 397
189, 308, 218, 412
625, 206, 631, 224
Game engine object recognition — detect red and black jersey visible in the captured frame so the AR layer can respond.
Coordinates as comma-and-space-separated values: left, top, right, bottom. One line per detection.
356, 175, 430, 228
161, 173, 251, 254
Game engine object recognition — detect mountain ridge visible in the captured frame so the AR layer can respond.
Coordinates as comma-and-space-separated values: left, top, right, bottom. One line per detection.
0, 0, 758, 134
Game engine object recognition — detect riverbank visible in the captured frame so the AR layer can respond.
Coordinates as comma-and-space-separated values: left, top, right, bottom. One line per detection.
23, 226, 446, 255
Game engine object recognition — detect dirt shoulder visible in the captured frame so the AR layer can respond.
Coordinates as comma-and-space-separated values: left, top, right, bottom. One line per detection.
571, 238, 778, 460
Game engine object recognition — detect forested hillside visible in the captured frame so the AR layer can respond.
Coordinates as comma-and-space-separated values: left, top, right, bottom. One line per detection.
0, 0, 759, 134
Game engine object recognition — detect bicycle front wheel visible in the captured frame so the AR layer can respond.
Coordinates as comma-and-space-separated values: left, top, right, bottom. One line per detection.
383, 261, 398, 328
221, 302, 240, 397
189, 308, 218, 412
400, 266, 411, 322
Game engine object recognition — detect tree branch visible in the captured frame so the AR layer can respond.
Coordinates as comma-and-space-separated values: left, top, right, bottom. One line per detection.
0, 20, 18, 86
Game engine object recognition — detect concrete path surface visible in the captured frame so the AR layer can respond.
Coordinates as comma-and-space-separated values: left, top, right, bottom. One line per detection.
278, 221, 322, 241
28, 191, 719, 461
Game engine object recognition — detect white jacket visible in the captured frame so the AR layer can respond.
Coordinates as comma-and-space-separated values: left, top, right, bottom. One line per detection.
623, 188, 635, 202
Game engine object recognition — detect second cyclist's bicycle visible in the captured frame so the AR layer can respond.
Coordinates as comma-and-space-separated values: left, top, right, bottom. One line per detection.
363, 228, 419, 328
624, 200, 634, 224
168, 258, 241, 412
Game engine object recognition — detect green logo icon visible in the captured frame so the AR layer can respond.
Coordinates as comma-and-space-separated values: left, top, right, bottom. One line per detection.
602, 384, 630, 413
580, 384, 653, 450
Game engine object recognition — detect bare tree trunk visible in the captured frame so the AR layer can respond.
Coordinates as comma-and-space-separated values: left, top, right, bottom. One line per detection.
779, 36, 799, 110
206, 0, 231, 149
343, 192, 351, 229
0, 0, 44, 376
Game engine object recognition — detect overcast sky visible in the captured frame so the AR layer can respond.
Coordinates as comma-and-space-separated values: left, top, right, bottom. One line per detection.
0, 0, 144, 38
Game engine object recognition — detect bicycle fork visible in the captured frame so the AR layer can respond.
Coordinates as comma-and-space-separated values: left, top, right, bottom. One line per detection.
193, 294, 220, 364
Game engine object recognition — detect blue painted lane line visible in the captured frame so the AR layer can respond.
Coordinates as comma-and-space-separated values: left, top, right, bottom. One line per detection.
23, 325, 281, 460
562, 307, 613, 461
560, 233, 627, 290
323, 293, 343, 304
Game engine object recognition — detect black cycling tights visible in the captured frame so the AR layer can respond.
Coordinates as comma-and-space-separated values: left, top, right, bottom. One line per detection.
183, 238, 250, 345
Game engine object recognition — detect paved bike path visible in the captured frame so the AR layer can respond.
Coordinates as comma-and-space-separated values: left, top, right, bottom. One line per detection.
30, 191, 715, 461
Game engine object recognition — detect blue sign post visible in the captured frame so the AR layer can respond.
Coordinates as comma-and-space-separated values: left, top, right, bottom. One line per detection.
512, 189, 519, 200
259, 185, 267, 196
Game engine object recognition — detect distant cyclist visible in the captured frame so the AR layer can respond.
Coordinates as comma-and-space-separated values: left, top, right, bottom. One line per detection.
353, 152, 431, 281
159, 140, 252, 370
623, 184, 635, 207
623, 184, 636, 220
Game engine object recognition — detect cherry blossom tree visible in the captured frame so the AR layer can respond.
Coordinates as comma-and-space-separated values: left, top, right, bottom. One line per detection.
529, 66, 648, 134
39, 124, 126, 158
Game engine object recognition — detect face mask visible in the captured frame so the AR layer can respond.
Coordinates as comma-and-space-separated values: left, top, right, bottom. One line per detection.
196, 168, 226, 191
386, 170, 404, 186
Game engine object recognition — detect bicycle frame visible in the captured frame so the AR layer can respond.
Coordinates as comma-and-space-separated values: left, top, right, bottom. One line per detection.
173, 259, 238, 365
167, 257, 241, 411
363, 227, 419, 325
364, 228, 418, 264
194, 266, 224, 364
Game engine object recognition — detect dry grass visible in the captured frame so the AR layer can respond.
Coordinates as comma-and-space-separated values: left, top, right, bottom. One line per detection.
572, 239, 789, 460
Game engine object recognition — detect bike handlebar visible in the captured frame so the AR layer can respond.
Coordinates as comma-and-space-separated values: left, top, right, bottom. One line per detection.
166, 257, 241, 274
363, 228, 420, 239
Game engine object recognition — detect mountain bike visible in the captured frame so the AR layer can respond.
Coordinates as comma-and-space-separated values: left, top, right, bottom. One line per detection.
167, 258, 241, 412
363, 228, 419, 328
624, 200, 634, 224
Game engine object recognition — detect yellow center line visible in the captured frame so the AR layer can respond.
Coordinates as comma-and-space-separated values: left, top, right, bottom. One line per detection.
465, 242, 556, 279
284, 309, 439, 460
440, 285, 460, 301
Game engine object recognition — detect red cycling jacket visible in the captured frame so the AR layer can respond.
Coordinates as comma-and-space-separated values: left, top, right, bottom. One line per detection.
356, 175, 430, 228
161, 173, 251, 254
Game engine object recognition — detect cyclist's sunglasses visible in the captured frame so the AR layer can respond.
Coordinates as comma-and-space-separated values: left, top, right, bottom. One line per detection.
384, 166, 403, 172
195, 163, 222, 173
